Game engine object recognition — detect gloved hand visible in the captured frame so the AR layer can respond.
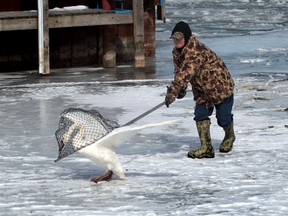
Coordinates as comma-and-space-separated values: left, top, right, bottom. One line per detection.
177, 87, 187, 99
165, 93, 176, 107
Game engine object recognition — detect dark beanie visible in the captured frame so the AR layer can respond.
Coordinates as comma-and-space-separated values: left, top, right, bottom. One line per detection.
171, 21, 192, 45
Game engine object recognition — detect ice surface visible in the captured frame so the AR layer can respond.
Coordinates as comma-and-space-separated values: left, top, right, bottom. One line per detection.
0, 77, 288, 216
0, 0, 288, 215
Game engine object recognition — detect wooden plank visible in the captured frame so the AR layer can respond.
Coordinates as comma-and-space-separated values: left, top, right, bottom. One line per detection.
133, 0, 145, 67
49, 12, 133, 28
0, 10, 133, 31
0, 12, 37, 31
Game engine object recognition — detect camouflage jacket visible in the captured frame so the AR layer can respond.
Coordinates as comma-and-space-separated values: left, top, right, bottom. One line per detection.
168, 36, 234, 108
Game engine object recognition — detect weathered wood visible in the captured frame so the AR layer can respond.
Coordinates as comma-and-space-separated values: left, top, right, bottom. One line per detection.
0, 10, 133, 31
102, 0, 115, 10
51, 12, 133, 28
102, 0, 116, 68
103, 25, 116, 68
0, 0, 164, 71
144, 10, 155, 56
133, 0, 145, 67
156, 0, 166, 22
0, 11, 37, 31
43, 1, 50, 74
115, 24, 134, 61
38, 0, 50, 75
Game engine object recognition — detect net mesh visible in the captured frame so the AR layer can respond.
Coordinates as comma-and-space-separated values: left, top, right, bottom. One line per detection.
55, 108, 120, 162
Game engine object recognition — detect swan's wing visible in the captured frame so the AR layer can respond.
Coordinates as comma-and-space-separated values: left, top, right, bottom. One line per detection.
92, 120, 179, 148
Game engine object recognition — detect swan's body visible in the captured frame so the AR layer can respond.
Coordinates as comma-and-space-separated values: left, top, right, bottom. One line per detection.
79, 120, 176, 183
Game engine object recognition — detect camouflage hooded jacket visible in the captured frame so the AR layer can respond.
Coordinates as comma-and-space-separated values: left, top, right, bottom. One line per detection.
168, 36, 235, 108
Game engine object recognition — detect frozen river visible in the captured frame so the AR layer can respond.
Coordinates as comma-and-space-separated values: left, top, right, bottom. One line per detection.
1, 0, 288, 215
0, 75, 288, 216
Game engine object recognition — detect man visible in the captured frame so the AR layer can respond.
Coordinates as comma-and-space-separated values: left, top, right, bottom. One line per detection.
165, 21, 235, 159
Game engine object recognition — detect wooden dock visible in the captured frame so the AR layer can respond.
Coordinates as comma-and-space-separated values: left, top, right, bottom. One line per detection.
0, 9, 133, 31
0, 0, 166, 75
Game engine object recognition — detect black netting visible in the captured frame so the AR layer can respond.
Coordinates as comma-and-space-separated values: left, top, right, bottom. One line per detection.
55, 108, 119, 162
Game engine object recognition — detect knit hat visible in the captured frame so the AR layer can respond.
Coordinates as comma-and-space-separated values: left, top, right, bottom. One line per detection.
170, 21, 192, 45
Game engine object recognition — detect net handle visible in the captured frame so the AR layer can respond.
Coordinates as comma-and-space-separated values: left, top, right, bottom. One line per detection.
122, 101, 166, 126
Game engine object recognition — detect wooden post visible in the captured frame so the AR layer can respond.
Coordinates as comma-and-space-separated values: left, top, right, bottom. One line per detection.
144, 0, 156, 57
133, 0, 145, 67
102, 0, 114, 10
103, 26, 116, 68
157, 0, 166, 23
37, 0, 50, 75
102, 0, 116, 68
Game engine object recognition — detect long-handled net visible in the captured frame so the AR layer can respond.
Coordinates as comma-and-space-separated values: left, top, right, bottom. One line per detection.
54, 108, 119, 162
54, 102, 165, 162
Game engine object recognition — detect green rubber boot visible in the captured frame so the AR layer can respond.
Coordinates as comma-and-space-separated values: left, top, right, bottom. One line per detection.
187, 119, 215, 159
219, 122, 235, 153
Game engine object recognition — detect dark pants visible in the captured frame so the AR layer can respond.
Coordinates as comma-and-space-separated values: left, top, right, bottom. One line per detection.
194, 94, 234, 127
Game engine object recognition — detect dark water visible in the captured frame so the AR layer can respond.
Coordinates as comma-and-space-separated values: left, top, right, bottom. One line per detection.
161, 0, 288, 37
155, 0, 288, 80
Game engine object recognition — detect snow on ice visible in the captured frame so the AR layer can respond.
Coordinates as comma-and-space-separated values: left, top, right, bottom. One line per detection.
0, 77, 287, 215
1, 0, 288, 215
